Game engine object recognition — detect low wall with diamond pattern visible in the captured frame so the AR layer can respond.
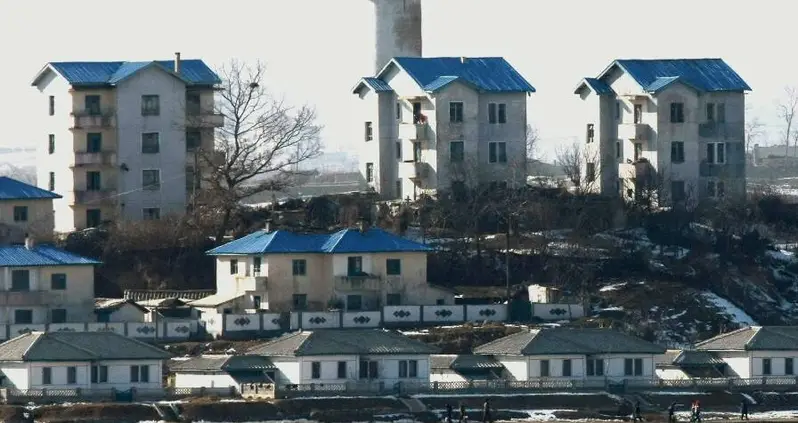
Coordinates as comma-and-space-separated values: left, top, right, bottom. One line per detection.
0, 320, 198, 342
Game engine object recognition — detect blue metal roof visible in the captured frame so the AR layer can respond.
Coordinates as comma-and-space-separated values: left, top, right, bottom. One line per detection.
575, 77, 614, 95
0, 177, 61, 200
610, 59, 751, 92
39, 59, 220, 86
207, 228, 432, 255
360, 77, 394, 93
0, 245, 101, 267
387, 57, 535, 93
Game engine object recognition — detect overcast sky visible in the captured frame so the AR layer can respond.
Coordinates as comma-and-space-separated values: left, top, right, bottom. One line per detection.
1, 0, 795, 164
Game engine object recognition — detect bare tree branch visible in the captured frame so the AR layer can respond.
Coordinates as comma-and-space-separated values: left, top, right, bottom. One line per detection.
777, 86, 798, 156
555, 140, 599, 195
744, 105, 763, 157
525, 124, 539, 172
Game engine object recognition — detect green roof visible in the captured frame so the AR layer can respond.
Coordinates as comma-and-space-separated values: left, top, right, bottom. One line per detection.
170, 355, 276, 372
474, 328, 666, 356
695, 326, 798, 351
0, 331, 171, 362
247, 329, 440, 357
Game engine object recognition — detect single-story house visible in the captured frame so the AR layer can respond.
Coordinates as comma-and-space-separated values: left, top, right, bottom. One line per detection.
137, 298, 199, 322
694, 326, 798, 379
247, 329, 440, 386
0, 331, 171, 390
94, 298, 149, 323
655, 349, 726, 380
430, 354, 504, 383
474, 327, 666, 382
169, 355, 276, 398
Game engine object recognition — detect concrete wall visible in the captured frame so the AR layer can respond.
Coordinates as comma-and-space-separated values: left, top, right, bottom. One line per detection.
371, 0, 422, 74
268, 353, 430, 385
495, 353, 657, 382
0, 199, 55, 240
27, 360, 163, 390
0, 264, 95, 324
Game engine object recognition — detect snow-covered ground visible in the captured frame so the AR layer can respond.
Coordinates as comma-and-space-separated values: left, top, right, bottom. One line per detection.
701, 292, 758, 326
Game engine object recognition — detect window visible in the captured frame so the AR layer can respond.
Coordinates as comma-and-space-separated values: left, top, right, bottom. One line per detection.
586, 162, 596, 183
717, 103, 726, 122
787, 358, 795, 375
616, 141, 621, 159
586, 359, 604, 376
51, 273, 67, 290
347, 256, 363, 276
763, 358, 772, 376
141, 95, 160, 116
86, 209, 102, 228
253, 295, 261, 309
292, 259, 307, 276
143, 208, 160, 220
396, 179, 402, 199
49, 172, 55, 191
347, 294, 362, 311
562, 359, 572, 377
87, 133, 102, 152
396, 141, 402, 160
399, 360, 418, 378
48, 134, 55, 154
142, 133, 160, 154
130, 365, 149, 382
489, 103, 506, 124
48, 96, 55, 116
488, 103, 497, 124
412, 141, 421, 162
707, 180, 725, 198
498, 103, 507, 124
13, 206, 28, 222
186, 130, 201, 151
142, 169, 161, 190
488, 142, 507, 163
633, 104, 643, 124
671, 181, 686, 203
615, 101, 622, 122
311, 362, 321, 379
386, 258, 401, 275
11, 270, 30, 291
42, 367, 52, 385
586, 124, 595, 143
364, 122, 373, 141
671, 141, 685, 163
707, 142, 726, 164
14, 309, 32, 324
253, 257, 262, 275
51, 309, 66, 324
85, 95, 101, 116
292, 294, 307, 310
706, 103, 715, 121
91, 365, 108, 384
396, 102, 402, 120
67, 366, 77, 384
449, 102, 464, 123
386, 293, 401, 306
450, 141, 464, 162
670, 102, 685, 123
359, 360, 378, 379
186, 92, 201, 115
634, 142, 643, 161
540, 360, 550, 377
624, 358, 644, 376
365, 163, 374, 182
87, 171, 101, 191
230, 259, 238, 275
337, 361, 347, 378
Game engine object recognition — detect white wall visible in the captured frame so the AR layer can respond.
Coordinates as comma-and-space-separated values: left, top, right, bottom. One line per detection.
2, 359, 165, 390
0, 363, 30, 389
717, 351, 751, 378
105, 304, 147, 323
527, 354, 584, 379
751, 350, 798, 377
495, 357, 528, 381
270, 354, 430, 385
174, 372, 238, 390
430, 370, 468, 383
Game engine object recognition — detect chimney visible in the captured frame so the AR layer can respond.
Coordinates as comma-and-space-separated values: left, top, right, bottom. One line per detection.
24, 234, 34, 250
174, 52, 181, 73
264, 219, 272, 233
460, 57, 467, 64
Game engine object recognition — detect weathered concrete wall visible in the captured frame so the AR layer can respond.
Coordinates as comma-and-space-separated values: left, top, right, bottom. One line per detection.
371, 0, 422, 73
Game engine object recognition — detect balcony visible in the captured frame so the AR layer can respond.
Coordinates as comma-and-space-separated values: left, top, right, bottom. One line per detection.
73, 190, 117, 206
334, 275, 381, 291
399, 160, 427, 180
0, 290, 64, 306
399, 122, 429, 141
186, 111, 224, 128
618, 123, 650, 140
235, 275, 268, 291
71, 152, 117, 168
699, 122, 743, 138
71, 112, 116, 130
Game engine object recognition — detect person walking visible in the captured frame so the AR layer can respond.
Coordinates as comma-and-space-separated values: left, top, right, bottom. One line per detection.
740, 400, 749, 420
694, 400, 702, 423
482, 398, 492, 423
445, 403, 453, 423
668, 402, 677, 423
459, 403, 467, 423
633, 400, 644, 422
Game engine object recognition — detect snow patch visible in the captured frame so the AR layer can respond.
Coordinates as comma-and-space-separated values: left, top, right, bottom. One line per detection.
600, 282, 627, 292
701, 292, 758, 326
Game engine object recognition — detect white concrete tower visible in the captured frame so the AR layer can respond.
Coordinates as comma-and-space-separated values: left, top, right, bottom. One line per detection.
370, 0, 422, 74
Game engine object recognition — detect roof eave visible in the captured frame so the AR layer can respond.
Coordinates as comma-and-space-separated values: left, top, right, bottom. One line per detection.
31, 64, 60, 87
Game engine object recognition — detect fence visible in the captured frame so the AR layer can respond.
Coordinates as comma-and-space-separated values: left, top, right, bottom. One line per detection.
0, 386, 236, 404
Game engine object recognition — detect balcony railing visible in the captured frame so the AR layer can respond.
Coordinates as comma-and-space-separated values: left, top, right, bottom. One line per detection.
71, 152, 117, 168
71, 111, 116, 129
618, 123, 650, 140
400, 161, 426, 180
73, 190, 117, 206
0, 290, 66, 306
334, 275, 381, 291
398, 123, 428, 141
699, 122, 743, 138
186, 111, 224, 128
235, 275, 268, 291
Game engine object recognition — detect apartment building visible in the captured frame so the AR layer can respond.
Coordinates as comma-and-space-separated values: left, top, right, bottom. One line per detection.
352, 57, 535, 200
0, 177, 60, 242
198, 222, 454, 314
574, 59, 751, 205
30, 53, 222, 232
0, 236, 100, 324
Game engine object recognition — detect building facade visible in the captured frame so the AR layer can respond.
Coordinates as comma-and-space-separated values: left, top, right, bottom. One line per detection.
353, 57, 535, 200
0, 177, 60, 242
694, 326, 798, 381
30, 54, 222, 232
574, 59, 751, 205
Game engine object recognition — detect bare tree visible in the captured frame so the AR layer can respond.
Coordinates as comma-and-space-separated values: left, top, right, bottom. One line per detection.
745, 113, 763, 160
200, 60, 323, 241
525, 124, 540, 173
777, 86, 798, 156
555, 140, 599, 194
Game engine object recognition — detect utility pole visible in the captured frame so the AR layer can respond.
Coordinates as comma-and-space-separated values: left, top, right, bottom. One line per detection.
506, 213, 511, 302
